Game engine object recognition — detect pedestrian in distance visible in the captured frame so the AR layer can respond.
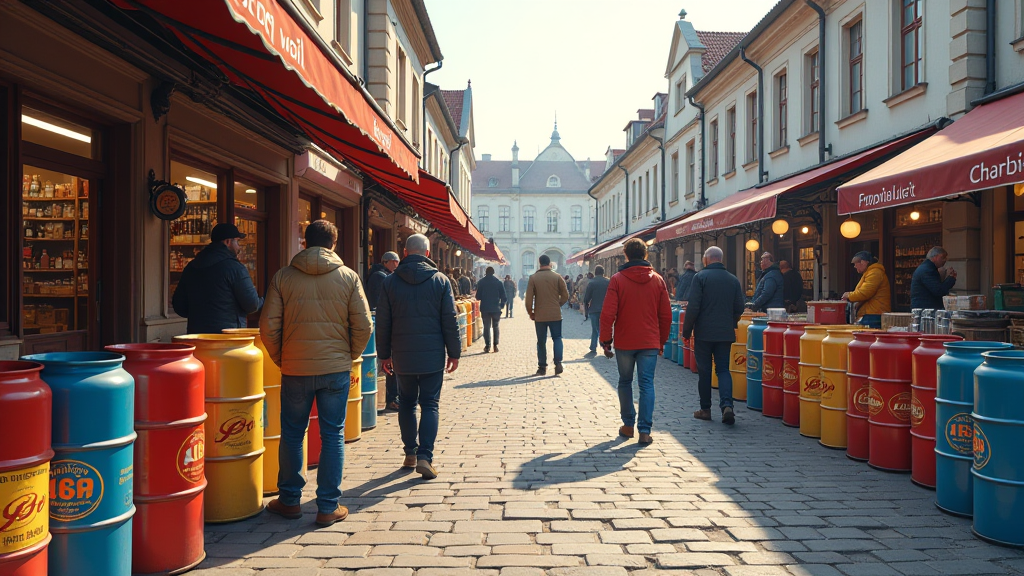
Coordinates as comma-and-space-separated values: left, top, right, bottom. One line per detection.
503, 274, 517, 317
779, 260, 804, 313
682, 246, 745, 425
518, 275, 529, 300
172, 222, 263, 333
525, 254, 569, 376
911, 246, 957, 310
750, 252, 784, 312
475, 266, 508, 353
583, 265, 610, 358
674, 261, 696, 301
260, 219, 373, 527
600, 239, 672, 445
841, 251, 891, 328
456, 268, 473, 297
376, 234, 461, 480
365, 251, 401, 411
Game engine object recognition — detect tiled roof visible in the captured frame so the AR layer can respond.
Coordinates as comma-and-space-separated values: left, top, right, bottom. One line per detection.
471, 159, 596, 193
695, 31, 746, 74
441, 89, 465, 130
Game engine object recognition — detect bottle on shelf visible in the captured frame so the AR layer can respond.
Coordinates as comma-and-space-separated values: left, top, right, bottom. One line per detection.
40, 250, 49, 269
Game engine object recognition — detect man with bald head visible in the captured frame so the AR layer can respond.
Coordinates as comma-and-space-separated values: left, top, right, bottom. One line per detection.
681, 246, 745, 425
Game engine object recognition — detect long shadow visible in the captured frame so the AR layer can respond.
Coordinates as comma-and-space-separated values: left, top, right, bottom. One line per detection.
454, 374, 545, 388
511, 439, 642, 490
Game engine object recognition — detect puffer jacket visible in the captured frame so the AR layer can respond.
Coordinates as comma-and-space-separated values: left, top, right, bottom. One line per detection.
848, 262, 892, 317
675, 269, 696, 301
364, 263, 390, 310
525, 268, 569, 322
681, 262, 745, 342
259, 247, 372, 376
172, 242, 263, 333
751, 264, 784, 312
599, 261, 672, 350
475, 274, 507, 314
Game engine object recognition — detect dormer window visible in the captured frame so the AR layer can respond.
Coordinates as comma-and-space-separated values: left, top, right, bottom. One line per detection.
547, 175, 561, 188
488, 177, 498, 187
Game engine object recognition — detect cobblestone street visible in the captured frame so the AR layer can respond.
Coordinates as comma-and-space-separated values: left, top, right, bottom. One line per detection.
195, 301, 1024, 576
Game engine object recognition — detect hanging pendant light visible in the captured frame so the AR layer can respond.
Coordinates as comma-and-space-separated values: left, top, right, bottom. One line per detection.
745, 238, 760, 252
840, 217, 862, 239
771, 219, 789, 235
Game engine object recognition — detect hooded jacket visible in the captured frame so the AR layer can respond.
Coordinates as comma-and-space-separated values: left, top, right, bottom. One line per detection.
675, 268, 697, 301
364, 262, 390, 310
375, 254, 461, 375
259, 247, 372, 376
751, 263, 785, 312
681, 262, 745, 342
599, 260, 672, 350
475, 274, 508, 314
848, 262, 891, 318
525, 268, 569, 322
172, 242, 263, 334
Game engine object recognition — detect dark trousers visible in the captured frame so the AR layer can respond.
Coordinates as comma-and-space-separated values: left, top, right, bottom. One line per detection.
535, 320, 563, 367
397, 371, 444, 462
482, 311, 501, 347
505, 298, 514, 317
695, 339, 734, 410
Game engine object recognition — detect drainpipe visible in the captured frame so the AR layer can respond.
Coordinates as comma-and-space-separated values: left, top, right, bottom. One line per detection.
587, 187, 599, 245
618, 165, 630, 235
650, 129, 667, 222
449, 137, 468, 186
804, 0, 827, 163
422, 61, 443, 152
740, 47, 767, 184
687, 96, 706, 208
986, 0, 997, 94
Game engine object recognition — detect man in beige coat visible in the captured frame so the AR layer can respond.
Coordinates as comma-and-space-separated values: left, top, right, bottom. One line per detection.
525, 254, 569, 375
260, 220, 372, 527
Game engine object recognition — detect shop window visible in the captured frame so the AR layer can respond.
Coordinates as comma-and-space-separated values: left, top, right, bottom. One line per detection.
234, 180, 267, 291
169, 161, 220, 311
298, 197, 313, 248
21, 107, 100, 160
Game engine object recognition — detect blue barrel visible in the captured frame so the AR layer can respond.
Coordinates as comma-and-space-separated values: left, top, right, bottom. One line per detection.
361, 314, 378, 430
972, 350, 1024, 547
676, 340, 684, 366
748, 317, 769, 351
22, 352, 136, 576
746, 318, 769, 412
363, 312, 377, 355
934, 341, 1012, 517
671, 307, 681, 324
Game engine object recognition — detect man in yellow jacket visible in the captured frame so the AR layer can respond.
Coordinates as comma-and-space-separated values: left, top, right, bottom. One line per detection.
841, 250, 891, 328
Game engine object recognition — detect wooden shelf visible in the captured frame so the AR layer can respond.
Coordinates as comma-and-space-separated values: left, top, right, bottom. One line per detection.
170, 242, 209, 246
23, 196, 80, 201
24, 293, 76, 298
184, 200, 217, 204
24, 237, 75, 241
24, 217, 76, 221
24, 269, 75, 273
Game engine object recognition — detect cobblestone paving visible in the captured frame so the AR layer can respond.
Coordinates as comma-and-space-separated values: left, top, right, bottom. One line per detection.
195, 300, 1024, 576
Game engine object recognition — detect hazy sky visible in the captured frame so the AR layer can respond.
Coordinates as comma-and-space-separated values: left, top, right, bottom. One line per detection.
423, 0, 776, 162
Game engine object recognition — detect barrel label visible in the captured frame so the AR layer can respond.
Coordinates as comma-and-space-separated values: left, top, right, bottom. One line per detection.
973, 422, 991, 470
49, 460, 103, 522
732, 352, 746, 369
177, 428, 206, 483
762, 359, 776, 381
852, 385, 871, 415
945, 413, 974, 454
802, 376, 824, 400
888, 392, 913, 422
910, 396, 926, 427
867, 388, 885, 416
215, 407, 258, 451
746, 354, 760, 373
0, 463, 48, 554
820, 374, 837, 401
781, 363, 798, 388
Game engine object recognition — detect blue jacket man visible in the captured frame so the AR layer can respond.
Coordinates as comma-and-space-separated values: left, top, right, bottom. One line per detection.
475, 267, 508, 352
583, 266, 610, 356
675, 263, 697, 301
364, 252, 400, 311
911, 246, 957, 309
503, 276, 517, 317
750, 253, 784, 312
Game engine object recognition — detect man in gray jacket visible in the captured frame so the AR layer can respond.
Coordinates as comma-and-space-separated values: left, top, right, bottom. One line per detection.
583, 265, 610, 357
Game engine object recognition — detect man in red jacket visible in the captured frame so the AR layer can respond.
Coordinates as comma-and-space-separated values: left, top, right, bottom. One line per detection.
600, 238, 673, 445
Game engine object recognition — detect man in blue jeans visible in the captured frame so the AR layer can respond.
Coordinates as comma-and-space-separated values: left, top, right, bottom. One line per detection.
583, 265, 609, 358
376, 234, 461, 479
525, 255, 569, 376
681, 246, 745, 425
260, 220, 373, 526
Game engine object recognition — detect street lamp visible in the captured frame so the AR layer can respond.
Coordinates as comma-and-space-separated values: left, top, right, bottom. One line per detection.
840, 217, 861, 239
745, 238, 760, 252
455, 249, 462, 257
771, 219, 789, 235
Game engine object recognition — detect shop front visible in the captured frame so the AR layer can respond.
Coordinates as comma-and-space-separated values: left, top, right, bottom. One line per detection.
295, 148, 362, 269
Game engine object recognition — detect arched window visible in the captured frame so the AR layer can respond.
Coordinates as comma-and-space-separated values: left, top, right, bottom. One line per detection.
477, 206, 489, 232
571, 206, 582, 232
546, 210, 559, 233
547, 175, 561, 188
523, 207, 536, 232
522, 251, 536, 276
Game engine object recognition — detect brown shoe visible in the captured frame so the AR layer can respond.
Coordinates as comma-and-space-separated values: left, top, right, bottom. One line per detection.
314, 505, 349, 527
638, 433, 653, 445
265, 498, 302, 520
693, 409, 712, 421
722, 406, 735, 425
402, 454, 417, 469
535, 367, 546, 376
554, 362, 564, 375
494, 345, 499, 353
618, 425, 635, 438
416, 459, 438, 480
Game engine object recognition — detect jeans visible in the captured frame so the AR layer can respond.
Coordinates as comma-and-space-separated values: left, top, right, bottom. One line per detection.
505, 299, 514, 317
482, 312, 501, 347
398, 371, 444, 462
858, 314, 882, 328
695, 340, 734, 411
535, 320, 563, 367
616, 349, 658, 434
279, 372, 348, 514
589, 312, 601, 352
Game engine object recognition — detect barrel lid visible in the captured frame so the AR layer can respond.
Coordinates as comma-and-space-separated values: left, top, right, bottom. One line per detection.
106, 343, 197, 355
20, 351, 125, 366
222, 328, 260, 336
981, 349, 1024, 361
943, 341, 1014, 352
174, 333, 254, 342
0, 360, 44, 374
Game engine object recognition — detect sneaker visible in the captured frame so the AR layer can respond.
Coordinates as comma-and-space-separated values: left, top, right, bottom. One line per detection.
584, 350, 597, 358
416, 459, 438, 480
722, 406, 736, 425
265, 498, 302, 520
618, 425, 634, 438
535, 367, 547, 376
554, 362, 564, 375
402, 454, 417, 469
693, 409, 712, 421
314, 505, 349, 527
638, 433, 653, 445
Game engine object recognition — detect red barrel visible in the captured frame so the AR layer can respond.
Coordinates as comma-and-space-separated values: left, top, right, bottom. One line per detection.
0, 361, 52, 576
308, 401, 321, 466
868, 332, 920, 472
761, 322, 788, 418
107, 344, 207, 575
688, 338, 697, 374
783, 323, 814, 427
910, 335, 962, 488
846, 331, 877, 461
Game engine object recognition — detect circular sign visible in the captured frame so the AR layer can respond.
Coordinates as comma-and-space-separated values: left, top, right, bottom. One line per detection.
910, 396, 927, 427
867, 387, 885, 416
888, 392, 913, 422
49, 460, 104, 522
150, 183, 187, 221
177, 428, 206, 484
945, 413, 974, 454
973, 422, 991, 470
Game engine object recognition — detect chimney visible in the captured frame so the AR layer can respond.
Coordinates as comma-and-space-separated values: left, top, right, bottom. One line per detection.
584, 157, 591, 181
511, 141, 520, 187
481, 153, 492, 161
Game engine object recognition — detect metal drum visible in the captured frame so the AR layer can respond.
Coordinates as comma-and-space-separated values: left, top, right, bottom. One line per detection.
23, 352, 135, 576
761, 321, 789, 418
910, 336, 963, 489
972, 350, 1024, 547
0, 361, 52, 576
847, 331, 879, 461
688, 338, 698, 373
785, 322, 815, 428
677, 314, 686, 367
344, 358, 363, 443
746, 317, 769, 411
173, 334, 264, 523
935, 341, 1012, 517
867, 333, 921, 472
361, 314, 378, 431
712, 364, 718, 389
308, 401, 321, 467
736, 313, 756, 345
820, 328, 856, 449
106, 344, 206, 575
729, 343, 747, 401
797, 325, 830, 436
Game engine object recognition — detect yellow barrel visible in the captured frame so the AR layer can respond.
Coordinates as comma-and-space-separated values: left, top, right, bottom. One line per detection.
730, 342, 747, 401
712, 365, 718, 389
344, 358, 363, 443
736, 312, 760, 345
464, 303, 472, 349
174, 334, 265, 523
798, 326, 829, 438
820, 328, 857, 449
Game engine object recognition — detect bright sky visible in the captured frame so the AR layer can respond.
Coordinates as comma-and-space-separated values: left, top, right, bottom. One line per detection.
423, 0, 776, 162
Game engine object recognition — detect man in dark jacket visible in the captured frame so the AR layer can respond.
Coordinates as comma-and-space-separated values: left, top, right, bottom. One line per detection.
172, 223, 263, 333
750, 252, 784, 312
377, 234, 460, 480
675, 261, 697, 301
475, 267, 507, 352
456, 268, 473, 296
518, 276, 529, 300
682, 246, 745, 425
911, 246, 957, 309
365, 252, 399, 311
583, 265, 610, 357
779, 260, 804, 313
503, 275, 517, 317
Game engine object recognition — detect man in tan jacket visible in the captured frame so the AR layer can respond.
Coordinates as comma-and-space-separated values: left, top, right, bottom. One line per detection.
260, 220, 372, 527
525, 254, 569, 376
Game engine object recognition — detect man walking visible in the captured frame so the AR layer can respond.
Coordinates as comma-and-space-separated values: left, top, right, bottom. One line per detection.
260, 220, 372, 526
376, 234, 460, 479
172, 222, 263, 333
600, 239, 672, 445
779, 260, 804, 313
503, 274, 517, 317
518, 276, 529, 300
911, 246, 957, 309
365, 251, 400, 411
525, 255, 569, 376
456, 268, 473, 297
583, 265, 610, 358
475, 267, 507, 352
675, 261, 696, 301
750, 252, 784, 312
682, 246, 745, 425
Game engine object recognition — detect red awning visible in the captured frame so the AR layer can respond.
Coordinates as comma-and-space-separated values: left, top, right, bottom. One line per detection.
115, 0, 420, 183
656, 130, 934, 242
482, 241, 506, 264
838, 91, 1024, 214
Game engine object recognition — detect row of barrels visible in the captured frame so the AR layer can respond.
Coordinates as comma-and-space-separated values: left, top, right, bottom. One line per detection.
457, 300, 481, 352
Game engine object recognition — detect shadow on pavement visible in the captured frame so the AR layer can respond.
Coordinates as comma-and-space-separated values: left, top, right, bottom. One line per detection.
511, 439, 642, 490
454, 375, 544, 388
